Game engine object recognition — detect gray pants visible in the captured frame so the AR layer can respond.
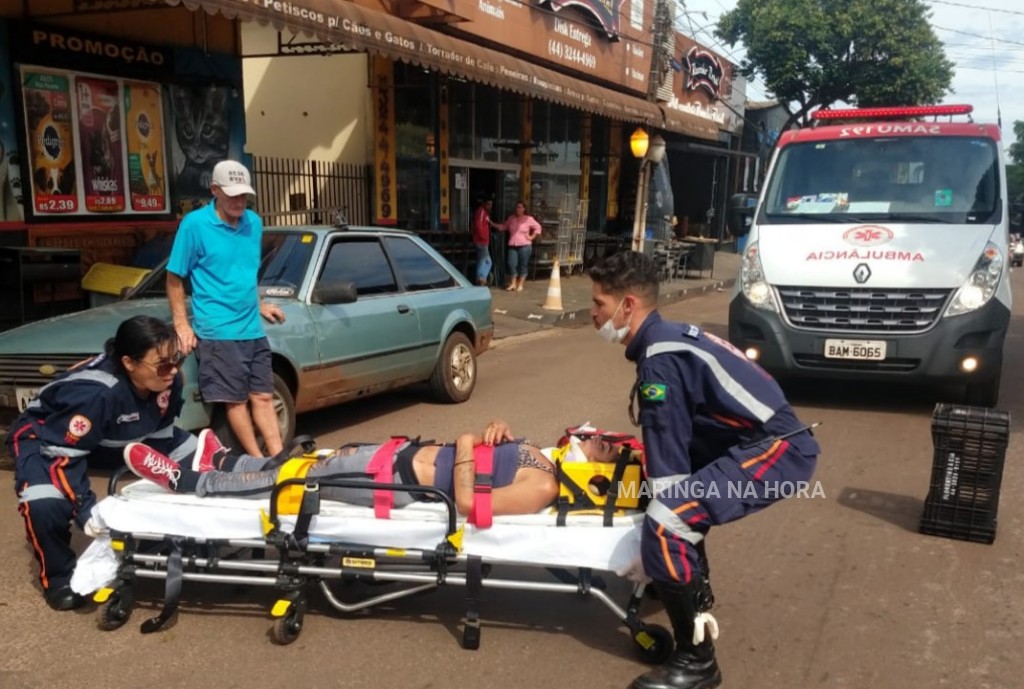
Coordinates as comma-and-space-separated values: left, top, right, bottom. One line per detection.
194, 443, 418, 508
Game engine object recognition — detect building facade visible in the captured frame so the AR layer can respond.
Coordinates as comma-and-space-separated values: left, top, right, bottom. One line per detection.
0, 0, 739, 277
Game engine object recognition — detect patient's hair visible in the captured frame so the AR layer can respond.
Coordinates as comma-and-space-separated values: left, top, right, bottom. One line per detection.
587, 250, 660, 304
104, 315, 179, 370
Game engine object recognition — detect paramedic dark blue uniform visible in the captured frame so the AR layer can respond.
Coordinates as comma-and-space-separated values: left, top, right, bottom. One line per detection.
7, 354, 195, 596
626, 313, 819, 585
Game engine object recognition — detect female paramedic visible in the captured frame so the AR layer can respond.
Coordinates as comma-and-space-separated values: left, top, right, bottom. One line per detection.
8, 315, 199, 611
122, 420, 639, 518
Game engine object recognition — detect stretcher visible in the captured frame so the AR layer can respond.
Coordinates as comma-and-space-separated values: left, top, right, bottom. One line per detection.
79, 467, 675, 663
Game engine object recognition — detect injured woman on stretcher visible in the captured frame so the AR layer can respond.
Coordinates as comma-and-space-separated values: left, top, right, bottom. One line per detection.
121, 419, 643, 517
76, 421, 666, 654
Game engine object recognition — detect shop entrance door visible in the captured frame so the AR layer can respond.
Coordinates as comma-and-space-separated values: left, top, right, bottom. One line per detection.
449, 166, 512, 284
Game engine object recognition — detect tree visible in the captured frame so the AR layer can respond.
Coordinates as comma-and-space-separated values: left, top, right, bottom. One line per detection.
717, 0, 954, 131
1008, 121, 1024, 232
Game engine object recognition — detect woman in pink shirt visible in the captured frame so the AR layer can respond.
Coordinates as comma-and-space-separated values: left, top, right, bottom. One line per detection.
496, 201, 543, 292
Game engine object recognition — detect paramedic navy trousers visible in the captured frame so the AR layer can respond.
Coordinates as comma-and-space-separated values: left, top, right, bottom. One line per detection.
13, 438, 95, 592
641, 433, 818, 584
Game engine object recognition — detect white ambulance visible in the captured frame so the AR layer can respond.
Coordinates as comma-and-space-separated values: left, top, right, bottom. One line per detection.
728, 105, 1010, 406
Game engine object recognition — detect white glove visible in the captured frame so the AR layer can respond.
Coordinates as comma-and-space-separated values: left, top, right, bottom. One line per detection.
82, 513, 107, 538
70, 536, 119, 595
615, 555, 652, 585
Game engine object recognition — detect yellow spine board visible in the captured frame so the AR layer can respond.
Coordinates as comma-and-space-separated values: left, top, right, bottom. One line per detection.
274, 456, 320, 515
558, 462, 642, 508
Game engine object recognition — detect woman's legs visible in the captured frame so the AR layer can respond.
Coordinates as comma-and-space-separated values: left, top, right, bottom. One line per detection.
506, 246, 520, 290
14, 444, 91, 609
515, 245, 532, 290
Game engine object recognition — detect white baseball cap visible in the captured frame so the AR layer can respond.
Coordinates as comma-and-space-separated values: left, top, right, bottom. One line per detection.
211, 160, 255, 196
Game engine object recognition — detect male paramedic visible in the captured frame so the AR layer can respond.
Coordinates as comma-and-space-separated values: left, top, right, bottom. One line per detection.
588, 251, 819, 689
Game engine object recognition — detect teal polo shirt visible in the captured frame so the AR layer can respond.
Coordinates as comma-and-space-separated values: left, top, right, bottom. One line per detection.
167, 201, 264, 340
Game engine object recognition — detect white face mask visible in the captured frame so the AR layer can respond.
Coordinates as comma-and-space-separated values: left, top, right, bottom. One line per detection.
597, 299, 630, 344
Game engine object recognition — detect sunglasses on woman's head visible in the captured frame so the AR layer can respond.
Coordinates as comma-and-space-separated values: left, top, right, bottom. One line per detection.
136, 355, 184, 376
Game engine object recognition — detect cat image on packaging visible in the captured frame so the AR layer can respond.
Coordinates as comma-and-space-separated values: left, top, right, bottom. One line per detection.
23, 71, 77, 214
77, 77, 125, 213
124, 81, 167, 212
169, 84, 229, 200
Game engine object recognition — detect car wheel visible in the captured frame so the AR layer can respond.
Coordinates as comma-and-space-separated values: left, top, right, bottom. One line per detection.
211, 372, 296, 453
429, 332, 476, 403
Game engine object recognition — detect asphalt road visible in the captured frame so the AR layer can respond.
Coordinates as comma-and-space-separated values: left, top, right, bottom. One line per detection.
2, 277, 1022, 689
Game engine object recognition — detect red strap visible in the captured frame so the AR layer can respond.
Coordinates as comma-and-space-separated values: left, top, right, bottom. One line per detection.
366, 437, 408, 519
467, 445, 494, 529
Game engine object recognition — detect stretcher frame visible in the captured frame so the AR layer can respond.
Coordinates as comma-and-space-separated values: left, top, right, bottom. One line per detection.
94, 468, 674, 663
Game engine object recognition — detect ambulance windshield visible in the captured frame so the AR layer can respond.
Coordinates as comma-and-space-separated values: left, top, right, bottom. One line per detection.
761, 136, 1001, 225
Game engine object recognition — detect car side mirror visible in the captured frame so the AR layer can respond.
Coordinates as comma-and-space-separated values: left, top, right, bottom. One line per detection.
311, 281, 357, 305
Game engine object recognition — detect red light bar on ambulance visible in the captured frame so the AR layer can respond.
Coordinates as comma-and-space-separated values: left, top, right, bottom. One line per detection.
812, 104, 973, 121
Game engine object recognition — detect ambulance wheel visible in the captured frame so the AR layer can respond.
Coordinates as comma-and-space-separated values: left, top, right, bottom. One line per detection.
98, 589, 134, 632
271, 606, 304, 645
633, 624, 673, 664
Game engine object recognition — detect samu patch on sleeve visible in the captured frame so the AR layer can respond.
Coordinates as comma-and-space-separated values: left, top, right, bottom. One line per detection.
640, 383, 667, 403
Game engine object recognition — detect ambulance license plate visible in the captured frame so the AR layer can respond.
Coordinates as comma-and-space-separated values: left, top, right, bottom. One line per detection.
16, 387, 40, 411
823, 339, 886, 360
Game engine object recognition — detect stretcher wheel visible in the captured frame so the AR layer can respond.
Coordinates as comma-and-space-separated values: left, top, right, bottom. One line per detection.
98, 589, 134, 632
270, 606, 304, 645
632, 624, 673, 664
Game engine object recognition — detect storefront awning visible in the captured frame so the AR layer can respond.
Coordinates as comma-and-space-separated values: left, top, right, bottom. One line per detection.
164, 0, 717, 138
660, 105, 720, 141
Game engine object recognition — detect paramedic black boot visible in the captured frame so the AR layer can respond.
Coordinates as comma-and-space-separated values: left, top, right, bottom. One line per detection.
630, 581, 721, 689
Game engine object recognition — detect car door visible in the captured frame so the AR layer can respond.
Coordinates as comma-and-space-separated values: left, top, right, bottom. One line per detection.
382, 235, 462, 377
306, 235, 423, 404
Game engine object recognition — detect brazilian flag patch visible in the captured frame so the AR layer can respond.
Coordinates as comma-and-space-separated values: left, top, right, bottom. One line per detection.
640, 383, 667, 403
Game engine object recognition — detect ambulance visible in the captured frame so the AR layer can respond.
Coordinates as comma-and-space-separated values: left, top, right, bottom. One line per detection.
727, 105, 1010, 406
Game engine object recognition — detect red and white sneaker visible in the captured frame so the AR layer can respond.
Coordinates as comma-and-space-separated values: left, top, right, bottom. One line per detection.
124, 443, 181, 492
192, 429, 227, 473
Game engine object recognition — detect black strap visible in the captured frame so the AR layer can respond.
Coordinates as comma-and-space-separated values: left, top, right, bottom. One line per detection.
465, 555, 483, 634
602, 448, 633, 527
141, 538, 183, 633
291, 479, 322, 546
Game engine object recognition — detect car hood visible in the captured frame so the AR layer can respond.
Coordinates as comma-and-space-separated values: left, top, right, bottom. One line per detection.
758, 223, 1000, 288
0, 300, 170, 354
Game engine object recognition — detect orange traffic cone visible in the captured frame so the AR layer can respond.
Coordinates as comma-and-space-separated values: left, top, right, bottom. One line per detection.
542, 260, 563, 311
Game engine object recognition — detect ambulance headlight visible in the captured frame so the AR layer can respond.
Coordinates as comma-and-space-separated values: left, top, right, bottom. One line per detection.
946, 242, 1002, 317
740, 241, 778, 312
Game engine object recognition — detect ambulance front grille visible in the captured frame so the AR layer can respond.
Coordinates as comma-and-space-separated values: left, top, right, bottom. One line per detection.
776, 286, 952, 333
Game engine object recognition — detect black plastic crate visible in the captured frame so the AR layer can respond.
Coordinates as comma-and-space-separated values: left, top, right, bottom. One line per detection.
919, 404, 1009, 544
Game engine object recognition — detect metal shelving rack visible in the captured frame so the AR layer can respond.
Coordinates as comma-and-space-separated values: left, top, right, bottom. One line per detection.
532, 195, 588, 277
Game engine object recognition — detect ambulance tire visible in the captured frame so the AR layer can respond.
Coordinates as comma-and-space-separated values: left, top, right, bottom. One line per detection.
211, 372, 296, 454
964, 371, 1000, 408
633, 624, 673, 664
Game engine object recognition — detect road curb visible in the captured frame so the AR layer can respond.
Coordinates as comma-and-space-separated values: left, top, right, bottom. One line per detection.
503, 276, 737, 329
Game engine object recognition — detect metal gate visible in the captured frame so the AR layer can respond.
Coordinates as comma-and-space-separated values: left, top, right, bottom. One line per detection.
252, 156, 372, 227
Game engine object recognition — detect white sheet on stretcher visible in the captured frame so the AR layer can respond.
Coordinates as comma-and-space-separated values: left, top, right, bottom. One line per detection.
90, 481, 643, 573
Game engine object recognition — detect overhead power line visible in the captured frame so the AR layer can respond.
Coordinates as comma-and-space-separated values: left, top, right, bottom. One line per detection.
934, 25, 1024, 47
927, 0, 1024, 16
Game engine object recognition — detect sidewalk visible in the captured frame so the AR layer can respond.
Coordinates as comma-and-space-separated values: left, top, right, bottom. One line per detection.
490, 251, 740, 340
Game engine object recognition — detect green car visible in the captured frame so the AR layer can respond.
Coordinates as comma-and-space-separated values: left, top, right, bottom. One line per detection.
0, 226, 494, 447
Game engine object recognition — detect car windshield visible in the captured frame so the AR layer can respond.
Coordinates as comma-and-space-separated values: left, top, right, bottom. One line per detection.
129, 229, 317, 299
761, 136, 1001, 225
